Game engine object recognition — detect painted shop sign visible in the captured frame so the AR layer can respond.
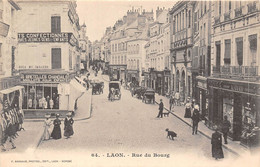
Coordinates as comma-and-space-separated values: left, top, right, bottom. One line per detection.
21, 74, 68, 83
18, 33, 72, 43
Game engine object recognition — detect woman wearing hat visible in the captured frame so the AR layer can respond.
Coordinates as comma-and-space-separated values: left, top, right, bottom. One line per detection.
64, 112, 74, 139
51, 114, 61, 140
211, 126, 224, 160
43, 114, 52, 140
184, 99, 192, 118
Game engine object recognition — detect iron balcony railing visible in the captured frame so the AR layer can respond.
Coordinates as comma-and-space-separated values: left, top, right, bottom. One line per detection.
224, 11, 231, 21
235, 7, 243, 18
248, 2, 257, 14
214, 16, 220, 25
213, 66, 259, 78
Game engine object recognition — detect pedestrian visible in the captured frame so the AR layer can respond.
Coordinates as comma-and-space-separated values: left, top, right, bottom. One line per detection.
43, 114, 52, 140
51, 114, 61, 140
169, 95, 174, 112
64, 112, 74, 139
221, 115, 231, 144
175, 91, 180, 106
184, 99, 192, 118
191, 105, 200, 135
211, 125, 224, 160
157, 99, 164, 118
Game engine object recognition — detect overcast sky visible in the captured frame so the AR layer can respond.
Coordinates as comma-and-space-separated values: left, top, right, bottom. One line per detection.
77, 0, 177, 42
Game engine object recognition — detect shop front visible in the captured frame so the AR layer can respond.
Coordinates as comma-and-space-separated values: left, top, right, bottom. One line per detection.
208, 78, 260, 146
163, 69, 171, 96
127, 70, 139, 86
20, 70, 85, 118
143, 72, 150, 88
196, 76, 209, 125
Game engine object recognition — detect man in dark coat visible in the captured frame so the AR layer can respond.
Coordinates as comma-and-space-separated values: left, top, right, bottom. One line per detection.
64, 113, 74, 139
211, 126, 224, 160
157, 99, 164, 118
191, 106, 200, 135
222, 116, 231, 144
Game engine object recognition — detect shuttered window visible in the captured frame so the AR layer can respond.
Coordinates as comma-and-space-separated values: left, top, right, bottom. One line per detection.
51, 48, 61, 69
224, 39, 231, 65
236, 37, 243, 66
51, 16, 61, 33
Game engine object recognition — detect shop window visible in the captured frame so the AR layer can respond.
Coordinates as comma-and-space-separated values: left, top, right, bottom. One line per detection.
51, 48, 61, 69
51, 16, 61, 33
215, 41, 221, 72
23, 84, 59, 110
224, 39, 231, 65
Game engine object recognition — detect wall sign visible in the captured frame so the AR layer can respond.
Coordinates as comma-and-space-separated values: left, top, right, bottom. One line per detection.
18, 33, 72, 43
21, 74, 69, 83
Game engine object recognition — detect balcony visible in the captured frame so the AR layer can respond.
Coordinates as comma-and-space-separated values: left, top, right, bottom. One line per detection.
214, 16, 220, 25
224, 11, 231, 21
235, 7, 243, 18
213, 66, 259, 80
248, 2, 257, 14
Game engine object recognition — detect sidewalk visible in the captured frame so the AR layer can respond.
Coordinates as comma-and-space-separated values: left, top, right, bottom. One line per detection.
154, 93, 249, 156
2, 88, 93, 153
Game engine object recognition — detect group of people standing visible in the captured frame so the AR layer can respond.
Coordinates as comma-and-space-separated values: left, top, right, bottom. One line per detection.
43, 112, 74, 141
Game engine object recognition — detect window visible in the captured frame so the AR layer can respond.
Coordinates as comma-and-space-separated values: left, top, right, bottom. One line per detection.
249, 34, 257, 66
51, 48, 61, 69
219, 1, 222, 15
204, 2, 207, 13
188, 10, 191, 28
229, 1, 232, 10
0, 43, 2, 57
224, 39, 231, 65
236, 37, 243, 66
11, 46, 15, 75
69, 50, 72, 69
51, 16, 61, 33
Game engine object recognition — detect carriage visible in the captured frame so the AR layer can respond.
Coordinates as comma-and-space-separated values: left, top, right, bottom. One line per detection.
92, 82, 104, 95
132, 86, 146, 99
142, 88, 155, 104
108, 81, 121, 101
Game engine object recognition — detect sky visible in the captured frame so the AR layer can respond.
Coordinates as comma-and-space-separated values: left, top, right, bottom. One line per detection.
76, 0, 177, 42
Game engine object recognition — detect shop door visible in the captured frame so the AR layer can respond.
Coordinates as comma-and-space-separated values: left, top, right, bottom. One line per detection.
233, 93, 242, 141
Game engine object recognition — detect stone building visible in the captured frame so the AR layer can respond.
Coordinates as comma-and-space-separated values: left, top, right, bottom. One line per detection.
209, 0, 260, 146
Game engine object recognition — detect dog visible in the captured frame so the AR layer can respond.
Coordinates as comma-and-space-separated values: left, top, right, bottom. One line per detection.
166, 128, 177, 140
163, 112, 170, 117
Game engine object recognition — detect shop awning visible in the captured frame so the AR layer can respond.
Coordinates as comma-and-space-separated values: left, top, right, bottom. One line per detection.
0, 85, 24, 94
70, 79, 85, 93
75, 76, 86, 86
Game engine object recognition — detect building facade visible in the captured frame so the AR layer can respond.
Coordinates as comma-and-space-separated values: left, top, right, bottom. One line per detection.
170, 0, 194, 102
209, 0, 260, 146
14, 0, 85, 118
192, 1, 212, 123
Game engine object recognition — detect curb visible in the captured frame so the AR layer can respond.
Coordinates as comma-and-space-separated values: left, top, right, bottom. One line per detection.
154, 100, 240, 157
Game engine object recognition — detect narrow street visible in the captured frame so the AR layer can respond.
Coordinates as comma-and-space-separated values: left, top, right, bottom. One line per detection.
36, 74, 237, 163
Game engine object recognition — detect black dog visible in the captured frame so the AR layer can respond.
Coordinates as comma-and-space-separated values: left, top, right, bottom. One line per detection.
166, 128, 177, 140
163, 112, 170, 117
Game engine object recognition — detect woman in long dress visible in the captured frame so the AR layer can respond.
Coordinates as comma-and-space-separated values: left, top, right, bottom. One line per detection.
211, 126, 224, 160
43, 114, 52, 140
64, 113, 74, 139
184, 99, 192, 118
51, 114, 61, 140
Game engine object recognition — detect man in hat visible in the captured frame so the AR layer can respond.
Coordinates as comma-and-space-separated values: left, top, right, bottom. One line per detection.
191, 104, 200, 135
157, 99, 164, 118
211, 126, 224, 160
221, 116, 231, 144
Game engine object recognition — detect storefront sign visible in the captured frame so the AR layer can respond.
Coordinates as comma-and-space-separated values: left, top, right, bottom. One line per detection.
21, 74, 68, 83
18, 33, 72, 43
